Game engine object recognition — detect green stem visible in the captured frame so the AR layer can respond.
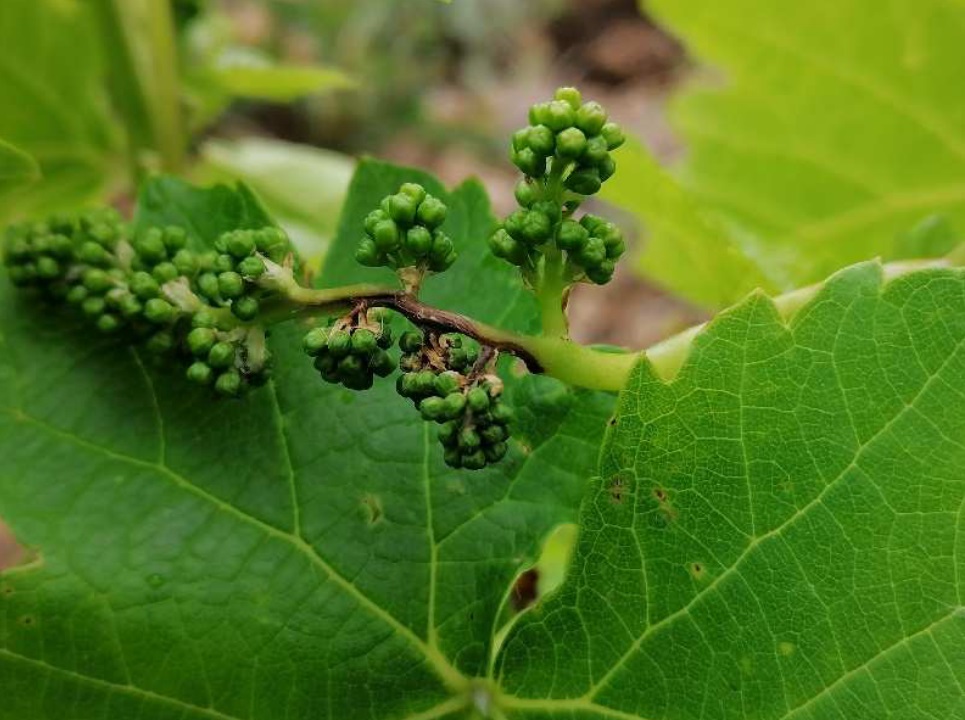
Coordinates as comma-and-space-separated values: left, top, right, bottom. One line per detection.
534, 158, 571, 338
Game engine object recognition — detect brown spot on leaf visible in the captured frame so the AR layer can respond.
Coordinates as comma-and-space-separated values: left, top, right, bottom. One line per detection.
690, 562, 706, 580
653, 487, 667, 502
18, 615, 34, 627
360, 494, 383, 525
511, 569, 539, 612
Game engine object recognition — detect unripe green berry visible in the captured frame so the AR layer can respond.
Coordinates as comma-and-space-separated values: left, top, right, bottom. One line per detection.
492, 403, 516, 424
556, 127, 587, 158
600, 122, 625, 150
405, 226, 432, 256
77, 241, 112, 266
192, 311, 217, 329
208, 342, 235, 369
399, 330, 424, 353
36, 256, 61, 279
467, 387, 490, 412
231, 295, 260, 321
414, 370, 437, 395
557, 220, 590, 252
186, 361, 213, 385
373, 220, 400, 252
144, 298, 175, 324
565, 168, 602, 195
514, 179, 537, 208
438, 421, 459, 446
314, 354, 337, 376
442, 392, 467, 419
554, 86, 582, 110
443, 449, 463, 468
152, 262, 179, 284
598, 154, 616, 182
527, 125, 556, 156
226, 231, 255, 258
215, 370, 242, 397
218, 271, 244, 299
458, 427, 481, 451
303, 327, 329, 356
370, 349, 394, 377
355, 238, 381, 267
376, 327, 394, 349
480, 424, 507, 444
338, 354, 364, 376
214, 254, 235, 273
351, 329, 378, 354
145, 330, 174, 355
399, 183, 426, 204
416, 196, 447, 228
66, 285, 88, 304
388, 194, 418, 225
327, 330, 351, 357
397, 372, 418, 397
187, 327, 217, 357
117, 295, 142, 319
575, 101, 607, 135
83, 268, 112, 293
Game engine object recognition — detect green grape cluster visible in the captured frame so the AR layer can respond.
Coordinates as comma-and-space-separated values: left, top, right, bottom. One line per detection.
489, 88, 628, 286
2, 209, 294, 396
302, 312, 395, 390
355, 183, 456, 275
395, 330, 514, 470
511, 86, 624, 194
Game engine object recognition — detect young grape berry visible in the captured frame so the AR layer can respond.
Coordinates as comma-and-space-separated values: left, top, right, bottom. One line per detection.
303, 311, 395, 391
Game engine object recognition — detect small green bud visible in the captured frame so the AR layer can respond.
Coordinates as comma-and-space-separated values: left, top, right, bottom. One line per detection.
557, 220, 590, 252
187, 327, 217, 357
192, 311, 217, 329
370, 349, 395, 377
35, 256, 61, 279
214, 254, 235, 273
443, 448, 463, 468
66, 285, 88, 304
373, 220, 400, 252
135, 229, 168, 264
532, 200, 561, 225
376, 326, 394, 349
554, 86, 582, 110
458, 427, 481, 451
527, 125, 556, 156
315, 354, 337, 376
575, 101, 607, 135
528, 101, 551, 126
237, 255, 265, 278
388, 194, 418, 226
196, 272, 220, 300
163, 226, 187, 252
117, 295, 142, 319
82, 268, 112, 293
600, 122, 625, 150
351, 329, 378, 354
519, 211, 552, 245
565, 168, 602, 195
416, 196, 447, 228
96, 313, 120, 333
226, 231, 256, 259
462, 450, 487, 470
442, 392, 467, 419
512, 148, 545, 178
399, 183, 427, 204
514, 179, 537, 208
186, 362, 213, 385
172, 249, 199, 276
218, 271, 244, 299
467, 387, 490, 412
492, 403, 516, 424
338, 355, 364, 376
232, 295, 260, 321
587, 259, 616, 285
438, 421, 459, 446
397, 372, 418, 398
582, 135, 609, 165
215, 370, 242, 397
483, 442, 508, 463
488, 229, 526, 265
480, 424, 507, 444
544, 101, 575, 132
144, 298, 175, 324
327, 330, 351, 358
208, 341, 235, 369
399, 330, 424, 354
556, 127, 587, 158
145, 330, 174, 355
512, 128, 530, 152
405, 226, 432, 256
414, 370, 437, 395
428, 231, 454, 266
434, 371, 461, 396
355, 238, 381, 267
364, 209, 389, 237
77, 241, 112, 266
577, 236, 607, 267
152, 262, 179, 284
303, 327, 329, 356
420, 396, 446, 421
598, 154, 616, 182
48, 234, 74, 259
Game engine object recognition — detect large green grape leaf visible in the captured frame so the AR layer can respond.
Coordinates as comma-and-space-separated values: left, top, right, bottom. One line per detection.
605, 0, 965, 307
495, 261, 965, 718
0, 164, 614, 718
0, 0, 119, 219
